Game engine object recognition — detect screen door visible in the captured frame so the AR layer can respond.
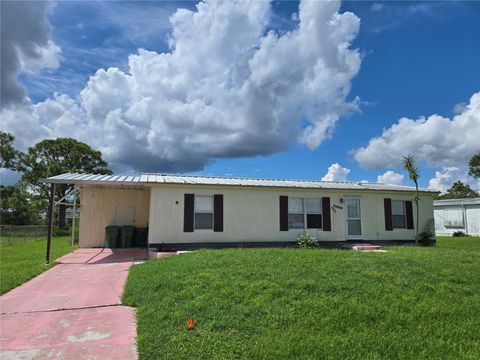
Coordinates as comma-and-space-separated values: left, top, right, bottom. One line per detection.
345, 197, 362, 239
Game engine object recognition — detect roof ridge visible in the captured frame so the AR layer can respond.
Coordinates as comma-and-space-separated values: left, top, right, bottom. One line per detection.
434, 197, 480, 201
140, 172, 382, 185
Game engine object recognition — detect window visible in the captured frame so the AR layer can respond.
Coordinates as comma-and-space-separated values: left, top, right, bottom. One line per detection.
444, 208, 464, 228
392, 200, 406, 229
288, 198, 323, 229
194, 196, 213, 229
306, 198, 322, 229
288, 198, 304, 229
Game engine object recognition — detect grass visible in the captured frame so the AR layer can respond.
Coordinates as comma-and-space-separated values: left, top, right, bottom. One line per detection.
123, 237, 480, 359
0, 235, 76, 294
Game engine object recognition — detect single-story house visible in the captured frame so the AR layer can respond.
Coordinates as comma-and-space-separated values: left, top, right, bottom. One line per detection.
43, 173, 437, 249
434, 198, 480, 236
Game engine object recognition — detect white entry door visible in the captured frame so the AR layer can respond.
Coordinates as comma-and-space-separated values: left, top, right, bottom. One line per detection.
345, 197, 362, 240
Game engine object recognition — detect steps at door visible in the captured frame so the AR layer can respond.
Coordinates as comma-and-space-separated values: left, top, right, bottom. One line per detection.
342, 243, 383, 251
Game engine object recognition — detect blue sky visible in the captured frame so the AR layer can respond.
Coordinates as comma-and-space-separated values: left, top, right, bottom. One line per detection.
3, 1, 480, 190
202, 1, 480, 186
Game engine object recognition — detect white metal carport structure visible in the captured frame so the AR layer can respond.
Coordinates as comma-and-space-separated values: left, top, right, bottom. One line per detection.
41, 173, 146, 263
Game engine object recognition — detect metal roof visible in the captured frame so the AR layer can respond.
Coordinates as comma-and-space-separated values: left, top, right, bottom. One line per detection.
42, 172, 437, 193
434, 198, 480, 206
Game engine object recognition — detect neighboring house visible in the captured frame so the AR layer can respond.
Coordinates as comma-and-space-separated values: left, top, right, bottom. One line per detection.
434, 198, 480, 236
43, 173, 437, 249
65, 207, 80, 226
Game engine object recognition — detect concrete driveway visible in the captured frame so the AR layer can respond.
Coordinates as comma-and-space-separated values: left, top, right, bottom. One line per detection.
0, 248, 150, 360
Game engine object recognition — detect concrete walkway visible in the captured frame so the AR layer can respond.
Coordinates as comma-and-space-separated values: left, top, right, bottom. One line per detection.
0, 248, 151, 360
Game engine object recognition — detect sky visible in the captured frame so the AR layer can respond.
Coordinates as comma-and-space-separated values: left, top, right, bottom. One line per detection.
1, 0, 479, 192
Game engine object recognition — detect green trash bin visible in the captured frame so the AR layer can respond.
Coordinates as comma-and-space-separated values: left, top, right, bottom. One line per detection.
105, 226, 120, 248
121, 226, 135, 248
135, 227, 148, 248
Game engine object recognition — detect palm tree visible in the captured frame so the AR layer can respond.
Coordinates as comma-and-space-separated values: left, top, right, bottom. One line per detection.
402, 154, 420, 245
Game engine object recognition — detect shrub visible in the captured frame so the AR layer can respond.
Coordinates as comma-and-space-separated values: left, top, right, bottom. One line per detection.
418, 218, 436, 246
418, 231, 435, 246
452, 231, 469, 237
297, 233, 318, 248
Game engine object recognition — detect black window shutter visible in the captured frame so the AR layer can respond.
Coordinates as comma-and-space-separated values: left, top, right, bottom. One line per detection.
183, 194, 194, 232
322, 197, 331, 231
384, 198, 393, 231
405, 200, 414, 229
307, 214, 322, 229
279, 196, 288, 231
213, 194, 224, 232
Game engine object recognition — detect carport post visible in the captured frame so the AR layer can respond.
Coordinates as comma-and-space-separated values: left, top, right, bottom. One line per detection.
46, 183, 55, 265
71, 185, 77, 252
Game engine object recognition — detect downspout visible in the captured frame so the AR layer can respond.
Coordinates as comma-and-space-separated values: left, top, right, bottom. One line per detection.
46, 183, 55, 265
462, 203, 468, 235
71, 185, 77, 252
146, 185, 150, 256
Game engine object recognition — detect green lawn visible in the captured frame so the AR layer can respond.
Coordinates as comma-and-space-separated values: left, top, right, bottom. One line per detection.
0, 236, 75, 294
123, 237, 480, 359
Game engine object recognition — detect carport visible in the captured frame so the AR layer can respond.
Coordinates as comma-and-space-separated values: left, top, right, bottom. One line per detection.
41, 174, 151, 263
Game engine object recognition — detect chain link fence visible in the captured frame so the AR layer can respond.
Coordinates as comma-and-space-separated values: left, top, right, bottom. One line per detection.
0, 225, 79, 244
1, 225, 48, 243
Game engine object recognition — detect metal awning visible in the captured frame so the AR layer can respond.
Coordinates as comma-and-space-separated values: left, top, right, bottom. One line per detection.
42, 172, 437, 193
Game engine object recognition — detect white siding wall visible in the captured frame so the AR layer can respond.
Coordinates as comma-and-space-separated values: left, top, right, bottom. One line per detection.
434, 205, 480, 236
79, 186, 150, 247
148, 185, 434, 244
466, 206, 480, 235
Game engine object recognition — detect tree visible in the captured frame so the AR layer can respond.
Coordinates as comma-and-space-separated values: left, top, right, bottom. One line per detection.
0, 132, 21, 170
436, 181, 478, 200
402, 154, 420, 245
19, 138, 112, 227
0, 182, 42, 225
468, 151, 480, 179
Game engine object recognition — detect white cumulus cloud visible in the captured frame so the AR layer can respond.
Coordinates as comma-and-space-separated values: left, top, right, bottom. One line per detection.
1, 93, 85, 150
0, 1, 61, 107
321, 163, 350, 182
18, 40, 61, 74
428, 167, 479, 193
2, 0, 361, 173
353, 91, 480, 169
377, 170, 404, 185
